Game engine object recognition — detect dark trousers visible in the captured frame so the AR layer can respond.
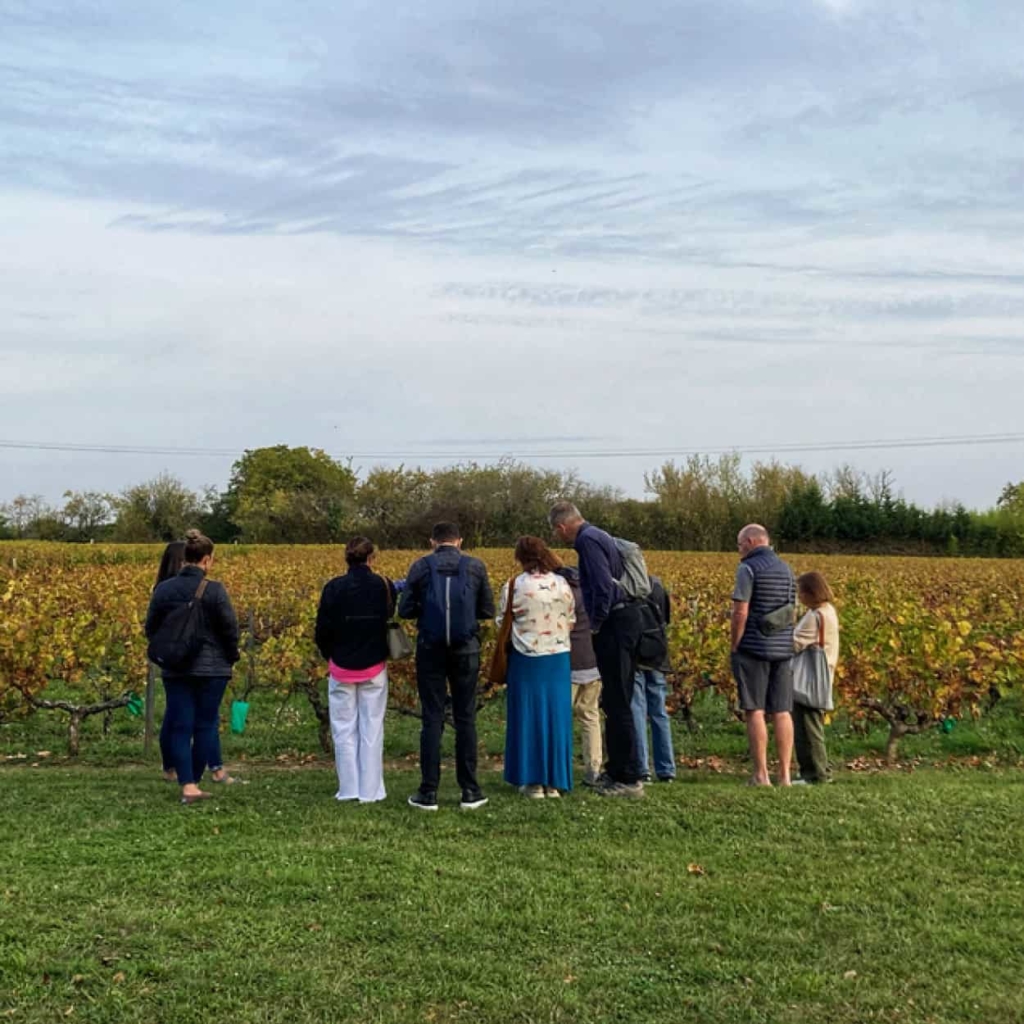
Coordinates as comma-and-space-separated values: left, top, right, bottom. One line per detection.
163, 676, 229, 786
160, 681, 224, 772
415, 642, 481, 795
592, 604, 643, 784
793, 702, 830, 782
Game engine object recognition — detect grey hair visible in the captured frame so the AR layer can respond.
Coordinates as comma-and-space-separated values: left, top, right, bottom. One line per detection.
738, 523, 770, 545
548, 501, 583, 528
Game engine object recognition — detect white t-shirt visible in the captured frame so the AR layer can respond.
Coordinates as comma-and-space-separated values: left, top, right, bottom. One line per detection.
497, 571, 575, 657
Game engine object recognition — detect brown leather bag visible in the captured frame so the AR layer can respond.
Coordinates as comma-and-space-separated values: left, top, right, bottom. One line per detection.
486, 576, 517, 686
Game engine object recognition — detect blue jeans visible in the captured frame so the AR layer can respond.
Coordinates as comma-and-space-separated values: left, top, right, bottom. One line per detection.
631, 670, 676, 780
160, 696, 224, 772
163, 677, 229, 785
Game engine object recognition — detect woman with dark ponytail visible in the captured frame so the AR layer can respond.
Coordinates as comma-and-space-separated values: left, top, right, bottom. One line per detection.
145, 530, 240, 804
153, 540, 237, 786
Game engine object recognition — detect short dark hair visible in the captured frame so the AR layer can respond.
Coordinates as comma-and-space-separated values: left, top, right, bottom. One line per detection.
345, 536, 375, 566
155, 541, 186, 588
431, 522, 461, 544
514, 536, 562, 574
183, 529, 214, 564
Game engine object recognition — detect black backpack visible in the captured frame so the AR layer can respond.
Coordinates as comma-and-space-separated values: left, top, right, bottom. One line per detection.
419, 555, 477, 646
148, 578, 209, 672
636, 592, 669, 670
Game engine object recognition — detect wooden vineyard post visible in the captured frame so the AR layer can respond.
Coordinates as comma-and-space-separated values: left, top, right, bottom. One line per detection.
144, 659, 157, 757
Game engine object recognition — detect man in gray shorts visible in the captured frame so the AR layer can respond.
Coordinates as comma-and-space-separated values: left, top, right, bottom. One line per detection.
730, 524, 796, 786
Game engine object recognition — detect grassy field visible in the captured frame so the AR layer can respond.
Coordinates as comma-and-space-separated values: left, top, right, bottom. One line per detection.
2, 763, 1024, 1024
5, 689, 1024, 1023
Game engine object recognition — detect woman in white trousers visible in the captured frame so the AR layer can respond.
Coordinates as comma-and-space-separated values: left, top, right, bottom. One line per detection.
328, 666, 388, 802
315, 537, 395, 803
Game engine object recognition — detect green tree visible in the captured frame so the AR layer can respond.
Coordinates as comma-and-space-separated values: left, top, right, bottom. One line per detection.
110, 474, 207, 542
997, 481, 1024, 515
60, 491, 113, 542
0, 495, 50, 538
777, 478, 833, 543
355, 465, 433, 546
226, 446, 357, 543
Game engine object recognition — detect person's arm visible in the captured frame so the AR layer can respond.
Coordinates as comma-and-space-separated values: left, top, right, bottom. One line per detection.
580, 535, 615, 632
476, 562, 496, 621
397, 560, 425, 620
730, 602, 749, 652
793, 610, 819, 653
314, 583, 334, 660
144, 588, 165, 640
496, 576, 512, 628
730, 563, 754, 653
211, 584, 241, 665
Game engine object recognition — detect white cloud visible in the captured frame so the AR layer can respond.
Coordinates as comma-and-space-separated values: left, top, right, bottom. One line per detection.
2, 1, 1024, 508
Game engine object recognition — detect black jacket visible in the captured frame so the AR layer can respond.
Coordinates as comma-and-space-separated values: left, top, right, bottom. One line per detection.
315, 565, 396, 670
397, 545, 495, 652
145, 565, 241, 678
554, 566, 598, 674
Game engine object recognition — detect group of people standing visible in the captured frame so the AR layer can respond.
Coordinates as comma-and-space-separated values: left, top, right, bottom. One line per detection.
144, 508, 839, 807
311, 511, 675, 810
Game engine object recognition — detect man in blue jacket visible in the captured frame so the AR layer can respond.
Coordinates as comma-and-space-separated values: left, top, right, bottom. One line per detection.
399, 522, 495, 811
550, 501, 644, 798
731, 523, 796, 787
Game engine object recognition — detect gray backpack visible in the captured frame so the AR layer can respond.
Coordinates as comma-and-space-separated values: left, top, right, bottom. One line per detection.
613, 537, 652, 601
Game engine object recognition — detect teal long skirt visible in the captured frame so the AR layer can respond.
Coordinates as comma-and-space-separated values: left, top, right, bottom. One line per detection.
503, 649, 574, 790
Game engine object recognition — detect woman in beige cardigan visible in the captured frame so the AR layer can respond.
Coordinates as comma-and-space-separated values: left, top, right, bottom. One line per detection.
792, 571, 840, 785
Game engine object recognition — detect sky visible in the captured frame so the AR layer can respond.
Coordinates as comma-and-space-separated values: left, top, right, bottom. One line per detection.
3, 0, 1024, 510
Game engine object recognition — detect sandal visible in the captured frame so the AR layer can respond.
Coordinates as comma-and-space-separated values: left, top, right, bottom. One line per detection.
180, 791, 214, 805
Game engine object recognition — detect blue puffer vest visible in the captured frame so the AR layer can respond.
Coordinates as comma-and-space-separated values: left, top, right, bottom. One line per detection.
738, 547, 796, 662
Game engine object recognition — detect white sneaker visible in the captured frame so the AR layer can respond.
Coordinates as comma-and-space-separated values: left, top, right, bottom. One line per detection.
523, 784, 545, 799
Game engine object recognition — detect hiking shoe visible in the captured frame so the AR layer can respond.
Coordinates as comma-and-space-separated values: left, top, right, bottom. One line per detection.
408, 791, 438, 811
584, 772, 612, 789
597, 781, 645, 799
523, 784, 545, 799
460, 790, 489, 811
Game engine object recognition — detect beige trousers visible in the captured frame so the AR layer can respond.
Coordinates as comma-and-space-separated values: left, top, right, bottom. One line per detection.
571, 680, 603, 776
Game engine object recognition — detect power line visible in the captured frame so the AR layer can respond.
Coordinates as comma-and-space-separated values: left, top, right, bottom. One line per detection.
1, 432, 1023, 461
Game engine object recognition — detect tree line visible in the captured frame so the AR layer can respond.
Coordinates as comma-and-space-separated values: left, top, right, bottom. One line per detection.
2, 446, 1023, 556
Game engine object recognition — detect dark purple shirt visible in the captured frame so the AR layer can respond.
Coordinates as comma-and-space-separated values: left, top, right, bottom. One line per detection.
573, 522, 626, 631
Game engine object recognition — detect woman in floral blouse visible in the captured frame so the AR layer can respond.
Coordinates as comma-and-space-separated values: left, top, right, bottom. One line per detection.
500, 536, 576, 797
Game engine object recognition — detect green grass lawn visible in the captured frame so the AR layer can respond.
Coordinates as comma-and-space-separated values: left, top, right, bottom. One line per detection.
3, 764, 1024, 1024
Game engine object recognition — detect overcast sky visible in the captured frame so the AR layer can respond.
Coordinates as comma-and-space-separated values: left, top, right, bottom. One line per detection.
3, 0, 1024, 510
